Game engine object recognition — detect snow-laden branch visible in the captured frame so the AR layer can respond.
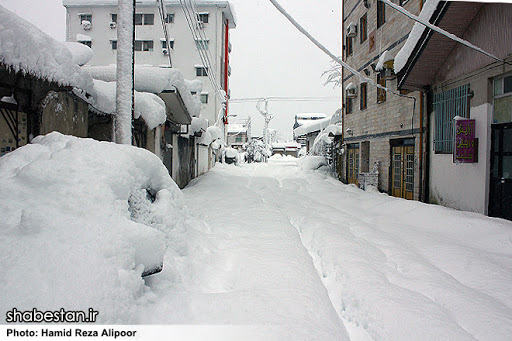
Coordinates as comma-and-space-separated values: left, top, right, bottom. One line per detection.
381, 0, 501, 63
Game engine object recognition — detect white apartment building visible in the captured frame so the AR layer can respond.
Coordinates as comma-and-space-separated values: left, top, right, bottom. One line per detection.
62, 0, 236, 127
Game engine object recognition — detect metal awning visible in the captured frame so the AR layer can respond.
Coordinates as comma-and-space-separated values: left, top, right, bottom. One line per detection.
397, 2, 483, 91
158, 87, 192, 125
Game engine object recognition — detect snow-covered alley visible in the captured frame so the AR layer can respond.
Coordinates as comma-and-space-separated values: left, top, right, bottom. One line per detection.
138, 157, 512, 340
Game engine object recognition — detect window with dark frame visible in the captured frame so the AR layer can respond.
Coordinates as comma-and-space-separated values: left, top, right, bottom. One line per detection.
165, 13, 174, 23
197, 13, 209, 23
135, 14, 154, 25
134, 40, 153, 51
360, 14, 367, 44
200, 93, 209, 104
78, 40, 91, 48
377, 72, 386, 103
377, 0, 386, 28
347, 97, 354, 114
399, 0, 410, 6
196, 67, 208, 77
161, 40, 174, 49
360, 83, 368, 110
111, 40, 117, 50
111, 14, 117, 23
346, 36, 353, 56
80, 14, 92, 24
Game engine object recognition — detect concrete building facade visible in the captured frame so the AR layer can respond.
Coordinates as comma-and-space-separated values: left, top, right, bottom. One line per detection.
62, 0, 235, 128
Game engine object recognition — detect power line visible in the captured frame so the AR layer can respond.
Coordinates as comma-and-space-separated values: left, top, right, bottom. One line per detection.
230, 96, 341, 103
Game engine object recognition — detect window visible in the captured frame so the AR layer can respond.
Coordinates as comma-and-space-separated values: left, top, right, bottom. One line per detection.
235, 137, 242, 142
347, 97, 354, 114
493, 75, 512, 124
134, 40, 153, 51
111, 14, 117, 23
80, 14, 92, 24
165, 13, 174, 23
360, 83, 368, 110
195, 40, 209, 50
197, 13, 209, 23
135, 13, 154, 25
161, 40, 174, 49
377, 0, 385, 28
346, 36, 353, 56
78, 40, 91, 48
399, 0, 410, 5
433, 84, 471, 153
200, 93, 209, 104
360, 14, 367, 44
196, 67, 208, 77
111, 40, 117, 50
377, 72, 386, 103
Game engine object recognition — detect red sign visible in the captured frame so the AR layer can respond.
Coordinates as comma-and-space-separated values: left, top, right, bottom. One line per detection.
454, 119, 478, 163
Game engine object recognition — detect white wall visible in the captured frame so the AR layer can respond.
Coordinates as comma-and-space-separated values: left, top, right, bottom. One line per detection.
197, 145, 209, 176
65, 3, 227, 126
429, 103, 491, 214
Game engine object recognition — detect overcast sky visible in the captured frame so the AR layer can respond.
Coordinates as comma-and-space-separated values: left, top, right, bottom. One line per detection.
0, 0, 341, 140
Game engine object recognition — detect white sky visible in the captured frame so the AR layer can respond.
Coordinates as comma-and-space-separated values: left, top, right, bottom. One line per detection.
0, 0, 342, 140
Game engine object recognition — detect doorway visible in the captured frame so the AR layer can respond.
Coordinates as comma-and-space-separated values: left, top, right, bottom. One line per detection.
347, 143, 359, 185
390, 139, 415, 200
489, 123, 512, 220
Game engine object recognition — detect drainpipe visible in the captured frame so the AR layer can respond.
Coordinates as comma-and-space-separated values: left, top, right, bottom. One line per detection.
223, 19, 229, 124
419, 91, 424, 202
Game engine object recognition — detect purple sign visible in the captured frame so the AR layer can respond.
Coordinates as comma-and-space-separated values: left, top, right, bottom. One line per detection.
454, 119, 477, 163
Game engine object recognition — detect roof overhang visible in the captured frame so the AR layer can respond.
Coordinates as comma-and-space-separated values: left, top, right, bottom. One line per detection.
158, 87, 192, 125
397, 1, 483, 91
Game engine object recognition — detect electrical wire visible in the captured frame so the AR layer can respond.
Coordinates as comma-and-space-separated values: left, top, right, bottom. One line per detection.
156, 0, 172, 67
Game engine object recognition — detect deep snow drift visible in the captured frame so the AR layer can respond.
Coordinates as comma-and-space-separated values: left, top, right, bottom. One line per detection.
2, 143, 511, 340
0, 133, 185, 323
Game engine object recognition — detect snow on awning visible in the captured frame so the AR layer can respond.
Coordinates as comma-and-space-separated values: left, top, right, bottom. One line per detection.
77, 34, 92, 41
345, 82, 357, 91
376, 50, 394, 71
294, 117, 331, 137
0, 6, 95, 95
85, 65, 200, 118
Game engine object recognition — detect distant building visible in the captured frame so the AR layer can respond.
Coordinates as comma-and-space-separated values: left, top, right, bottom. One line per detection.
294, 116, 331, 152
62, 0, 236, 130
293, 113, 327, 130
227, 117, 251, 150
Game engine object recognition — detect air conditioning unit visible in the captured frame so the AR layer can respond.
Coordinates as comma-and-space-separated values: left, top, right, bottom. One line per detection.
382, 67, 397, 80
109, 21, 116, 29
162, 48, 168, 55
346, 82, 358, 98
81, 20, 92, 30
347, 22, 357, 37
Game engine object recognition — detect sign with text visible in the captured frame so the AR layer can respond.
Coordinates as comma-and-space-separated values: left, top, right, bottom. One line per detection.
454, 119, 478, 163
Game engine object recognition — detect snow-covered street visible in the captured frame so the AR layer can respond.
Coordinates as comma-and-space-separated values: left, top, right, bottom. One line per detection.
139, 157, 512, 340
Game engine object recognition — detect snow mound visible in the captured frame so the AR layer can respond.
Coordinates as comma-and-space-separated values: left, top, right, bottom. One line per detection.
0, 132, 184, 323
298, 155, 329, 171
62, 42, 94, 66
0, 6, 95, 94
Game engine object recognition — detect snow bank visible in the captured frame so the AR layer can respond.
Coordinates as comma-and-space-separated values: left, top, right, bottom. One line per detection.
298, 155, 329, 171
62, 42, 94, 66
92, 80, 166, 130
224, 147, 238, 158
207, 125, 223, 141
394, 0, 441, 73
0, 132, 185, 323
0, 6, 94, 95
85, 65, 200, 117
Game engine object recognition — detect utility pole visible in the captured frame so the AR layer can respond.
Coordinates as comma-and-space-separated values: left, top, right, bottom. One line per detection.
256, 98, 274, 162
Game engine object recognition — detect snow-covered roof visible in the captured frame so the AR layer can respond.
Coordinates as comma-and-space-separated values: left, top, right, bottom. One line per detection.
85, 65, 200, 117
91, 80, 166, 130
0, 5, 95, 95
345, 82, 357, 91
295, 113, 327, 120
294, 116, 331, 137
227, 123, 247, 134
394, 0, 441, 73
62, 0, 237, 28
62, 42, 94, 66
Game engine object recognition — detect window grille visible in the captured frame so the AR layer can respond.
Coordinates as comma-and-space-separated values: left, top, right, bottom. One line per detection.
433, 84, 470, 153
